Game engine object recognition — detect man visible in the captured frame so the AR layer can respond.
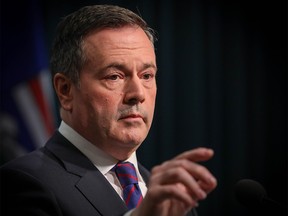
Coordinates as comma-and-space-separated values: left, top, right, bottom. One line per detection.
0, 5, 217, 216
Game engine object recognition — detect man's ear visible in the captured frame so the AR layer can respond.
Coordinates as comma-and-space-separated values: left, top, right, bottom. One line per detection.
53, 73, 74, 111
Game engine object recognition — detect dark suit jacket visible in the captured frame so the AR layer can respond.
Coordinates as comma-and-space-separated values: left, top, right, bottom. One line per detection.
0, 131, 197, 216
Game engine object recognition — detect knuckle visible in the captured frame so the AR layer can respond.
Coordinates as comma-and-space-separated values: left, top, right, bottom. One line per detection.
151, 165, 161, 174
195, 165, 207, 174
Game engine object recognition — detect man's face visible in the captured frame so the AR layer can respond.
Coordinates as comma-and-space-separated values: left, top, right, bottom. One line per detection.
69, 26, 157, 159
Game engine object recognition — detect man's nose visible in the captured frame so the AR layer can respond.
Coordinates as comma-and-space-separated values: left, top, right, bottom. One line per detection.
123, 76, 145, 105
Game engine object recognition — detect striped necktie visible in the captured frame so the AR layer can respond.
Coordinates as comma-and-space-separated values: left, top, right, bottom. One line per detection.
114, 162, 143, 210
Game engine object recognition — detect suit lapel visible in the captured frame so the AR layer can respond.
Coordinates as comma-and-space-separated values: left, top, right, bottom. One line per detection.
76, 170, 127, 216
45, 132, 128, 216
138, 162, 150, 184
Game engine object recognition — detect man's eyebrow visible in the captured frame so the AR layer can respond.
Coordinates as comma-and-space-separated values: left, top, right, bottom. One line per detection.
105, 63, 126, 71
103, 62, 157, 72
142, 63, 158, 72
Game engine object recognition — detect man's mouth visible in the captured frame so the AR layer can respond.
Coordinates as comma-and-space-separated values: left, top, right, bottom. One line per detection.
119, 113, 144, 120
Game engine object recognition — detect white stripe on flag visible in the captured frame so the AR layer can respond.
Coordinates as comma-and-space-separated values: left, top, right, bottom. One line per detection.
13, 82, 50, 148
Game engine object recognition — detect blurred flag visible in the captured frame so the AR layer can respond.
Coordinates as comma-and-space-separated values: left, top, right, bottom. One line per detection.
0, 0, 57, 163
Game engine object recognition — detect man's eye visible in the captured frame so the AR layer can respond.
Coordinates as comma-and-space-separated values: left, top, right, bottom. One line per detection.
108, 75, 120, 80
143, 73, 154, 80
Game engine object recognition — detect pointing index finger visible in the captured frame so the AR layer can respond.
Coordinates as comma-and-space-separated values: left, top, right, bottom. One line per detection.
174, 147, 214, 162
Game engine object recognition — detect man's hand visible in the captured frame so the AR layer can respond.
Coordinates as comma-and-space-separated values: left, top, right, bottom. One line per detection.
133, 147, 217, 216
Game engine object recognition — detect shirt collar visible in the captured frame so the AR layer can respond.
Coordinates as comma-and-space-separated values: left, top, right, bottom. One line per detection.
58, 121, 140, 176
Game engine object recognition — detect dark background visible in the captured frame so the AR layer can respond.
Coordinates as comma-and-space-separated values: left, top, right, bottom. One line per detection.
1, 0, 287, 215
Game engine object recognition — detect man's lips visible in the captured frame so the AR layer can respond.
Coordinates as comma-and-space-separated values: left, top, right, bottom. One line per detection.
119, 114, 144, 120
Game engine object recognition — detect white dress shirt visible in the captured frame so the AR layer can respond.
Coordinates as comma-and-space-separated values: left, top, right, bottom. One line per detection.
58, 121, 148, 201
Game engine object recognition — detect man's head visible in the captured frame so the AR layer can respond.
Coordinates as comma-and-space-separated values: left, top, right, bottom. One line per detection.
51, 5, 157, 160
50, 5, 156, 85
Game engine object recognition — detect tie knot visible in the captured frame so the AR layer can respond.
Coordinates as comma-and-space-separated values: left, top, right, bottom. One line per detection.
115, 162, 138, 188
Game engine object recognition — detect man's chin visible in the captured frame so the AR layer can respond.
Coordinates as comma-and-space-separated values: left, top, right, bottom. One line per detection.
120, 138, 144, 148
108, 139, 143, 160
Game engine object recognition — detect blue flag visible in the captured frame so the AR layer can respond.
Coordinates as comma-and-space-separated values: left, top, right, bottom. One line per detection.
0, 0, 57, 163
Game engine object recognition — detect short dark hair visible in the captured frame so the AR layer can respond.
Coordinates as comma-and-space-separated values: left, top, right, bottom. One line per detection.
50, 5, 156, 85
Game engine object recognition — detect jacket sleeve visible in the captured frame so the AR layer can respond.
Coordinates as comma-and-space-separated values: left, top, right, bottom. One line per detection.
0, 168, 63, 216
